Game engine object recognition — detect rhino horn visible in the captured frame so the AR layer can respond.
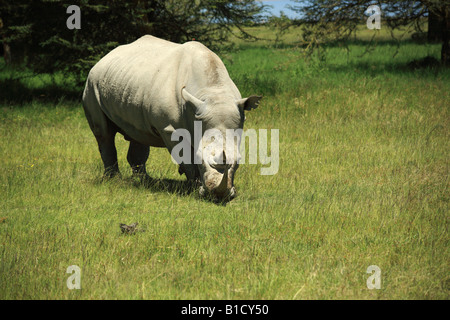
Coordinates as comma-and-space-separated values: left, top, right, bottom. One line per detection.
181, 87, 204, 114
215, 166, 228, 195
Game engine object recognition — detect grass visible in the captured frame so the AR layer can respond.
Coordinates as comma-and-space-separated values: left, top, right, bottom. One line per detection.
230, 20, 426, 48
0, 26, 449, 299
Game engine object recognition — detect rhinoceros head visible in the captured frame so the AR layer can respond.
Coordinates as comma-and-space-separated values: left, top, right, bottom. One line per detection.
182, 87, 262, 201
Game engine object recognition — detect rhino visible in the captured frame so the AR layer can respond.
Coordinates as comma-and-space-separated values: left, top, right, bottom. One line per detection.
82, 35, 261, 201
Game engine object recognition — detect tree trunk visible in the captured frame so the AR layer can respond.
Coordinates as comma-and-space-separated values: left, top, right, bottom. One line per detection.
428, 3, 450, 66
428, 9, 442, 42
2, 35, 11, 65
441, 5, 450, 66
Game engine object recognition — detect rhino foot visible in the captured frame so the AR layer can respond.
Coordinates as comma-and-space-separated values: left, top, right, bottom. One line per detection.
103, 165, 121, 180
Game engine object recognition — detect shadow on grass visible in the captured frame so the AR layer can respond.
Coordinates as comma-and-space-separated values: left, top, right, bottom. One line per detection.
94, 174, 230, 205
326, 56, 443, 76
134, 175, 198, 197
0, 76, 82, 104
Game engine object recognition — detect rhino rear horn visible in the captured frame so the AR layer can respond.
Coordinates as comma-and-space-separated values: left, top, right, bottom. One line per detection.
181, 87, 204, 114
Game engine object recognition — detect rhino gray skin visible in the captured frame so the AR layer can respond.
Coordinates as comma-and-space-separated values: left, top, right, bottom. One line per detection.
82, 35, 261, 200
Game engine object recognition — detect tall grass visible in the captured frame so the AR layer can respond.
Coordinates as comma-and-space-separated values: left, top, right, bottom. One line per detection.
0, 29, 448, 299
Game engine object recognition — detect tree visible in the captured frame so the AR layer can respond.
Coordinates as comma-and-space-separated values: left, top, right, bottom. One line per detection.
289, 0, 450, 66
267, 12, 293, 48
0, 0, 266, 78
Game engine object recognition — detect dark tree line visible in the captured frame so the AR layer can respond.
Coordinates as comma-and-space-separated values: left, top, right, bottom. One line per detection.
1, 0, 448, 80
0, 0, 266, 77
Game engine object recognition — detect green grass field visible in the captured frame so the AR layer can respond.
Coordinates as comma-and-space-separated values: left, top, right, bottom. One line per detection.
0, 27, 449, 299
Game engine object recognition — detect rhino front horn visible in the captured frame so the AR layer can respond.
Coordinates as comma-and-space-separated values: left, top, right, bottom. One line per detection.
215, 167, 228, 195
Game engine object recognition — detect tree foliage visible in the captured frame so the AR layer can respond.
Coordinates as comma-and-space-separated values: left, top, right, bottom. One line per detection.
0, 0, 266, 78
289, 0, 450, 65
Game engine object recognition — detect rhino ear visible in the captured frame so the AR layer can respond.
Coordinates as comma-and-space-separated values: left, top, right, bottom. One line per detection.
181, 87, 204, 114
237, 95, 262, 111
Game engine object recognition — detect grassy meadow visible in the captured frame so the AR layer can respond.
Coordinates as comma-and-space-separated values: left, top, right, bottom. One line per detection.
0, 27, 449, 299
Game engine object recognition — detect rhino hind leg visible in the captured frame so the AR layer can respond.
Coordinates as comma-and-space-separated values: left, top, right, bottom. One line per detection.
127, 139, 150, 179
91, 115, 120, 178
82, 91, 120, 178
96, 134, 120, 178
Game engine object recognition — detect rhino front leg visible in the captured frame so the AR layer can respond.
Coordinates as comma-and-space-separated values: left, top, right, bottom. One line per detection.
178, 163, 199, 180
127, 139, 150, 179
160, 130, 200, 182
